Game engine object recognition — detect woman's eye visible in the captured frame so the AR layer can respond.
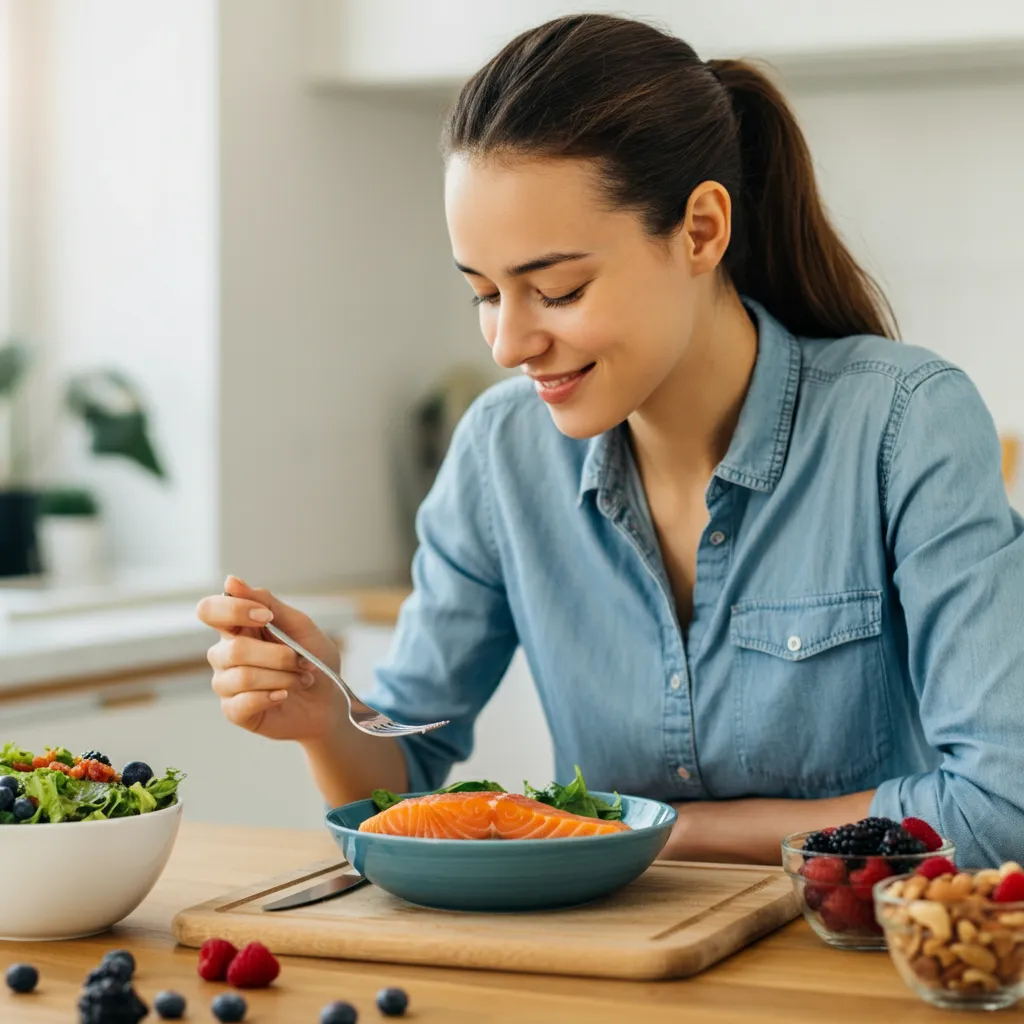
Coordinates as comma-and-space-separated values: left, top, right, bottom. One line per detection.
540, 285, 587, 308
471, 293, 500, 307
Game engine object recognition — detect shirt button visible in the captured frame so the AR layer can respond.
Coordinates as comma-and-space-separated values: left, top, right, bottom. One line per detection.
676, 765, 691, 780
787, 635, 802, 652
669, 673, 682, 690
709, 530, 726, 546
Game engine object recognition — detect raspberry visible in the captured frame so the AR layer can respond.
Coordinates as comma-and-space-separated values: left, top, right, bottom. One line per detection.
197, 939, 238, 982
801, 856, 847, 886
915, 856, 957, 880
901, 817, 943, 852
800, 856, 846, 911
992, 871, 1024, 903
225, 942, 280, 989
820, 887, 879, 934
849, 857, 894, 902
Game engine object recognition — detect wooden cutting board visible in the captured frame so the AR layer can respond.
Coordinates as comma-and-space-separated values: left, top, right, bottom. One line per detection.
172, 857, 799, 981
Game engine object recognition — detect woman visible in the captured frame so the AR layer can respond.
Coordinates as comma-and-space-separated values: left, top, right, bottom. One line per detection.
197, 14, 1024, 866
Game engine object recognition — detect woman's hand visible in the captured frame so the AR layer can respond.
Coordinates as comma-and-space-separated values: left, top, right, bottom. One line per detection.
197, 576, 345, 742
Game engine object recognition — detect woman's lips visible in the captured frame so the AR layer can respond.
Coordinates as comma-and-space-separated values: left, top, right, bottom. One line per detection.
531, 364, 595, 405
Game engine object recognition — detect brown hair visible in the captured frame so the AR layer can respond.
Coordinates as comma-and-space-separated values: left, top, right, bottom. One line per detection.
442, 14, 897, 341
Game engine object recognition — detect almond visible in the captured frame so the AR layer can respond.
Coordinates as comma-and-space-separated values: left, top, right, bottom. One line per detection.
956, 919, 979, 943
951, 942, 998, 973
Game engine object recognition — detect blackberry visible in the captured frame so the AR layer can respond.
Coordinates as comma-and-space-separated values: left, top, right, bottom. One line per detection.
77, 976, 148, 1024
121, 762, 153, 789
81, 751, 111, 766
802, 830, 834, 855
828, 824, 879, 858
85, 960, 132, 988
856, 816, 896, 840
376, 987, 409, 1017
878, 826, 927, 858
5, 963, 38, 994
102, 950, 136, 978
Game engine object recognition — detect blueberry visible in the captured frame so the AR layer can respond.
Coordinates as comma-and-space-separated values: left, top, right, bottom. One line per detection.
154, 990, 187, 1019
12, 797, 34, 821
5, 963, 38, 993
0, 775, 20, 794
0, 786, 13, 813
376, 988, 408, 1017
212, 992, 247, 1022
120, 761, 154, 789
102, 949, 136, 978
321, 1001, 358, 1024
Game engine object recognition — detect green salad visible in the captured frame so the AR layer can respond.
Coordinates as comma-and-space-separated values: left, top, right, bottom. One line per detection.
0, 742, 184, 825
372, 764, 623, 821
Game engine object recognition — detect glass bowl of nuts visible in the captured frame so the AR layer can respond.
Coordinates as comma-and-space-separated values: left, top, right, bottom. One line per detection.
874, 861, 1024, 1011
782, 817, 955, 950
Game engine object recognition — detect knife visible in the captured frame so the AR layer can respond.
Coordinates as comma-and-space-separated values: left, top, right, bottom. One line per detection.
262, 871, 369, 912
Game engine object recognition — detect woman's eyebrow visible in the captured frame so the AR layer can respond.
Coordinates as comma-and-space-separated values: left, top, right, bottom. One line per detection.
454, 251, 592, 278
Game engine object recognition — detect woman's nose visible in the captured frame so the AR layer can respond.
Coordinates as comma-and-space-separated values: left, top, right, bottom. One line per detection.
489, 302, 551, 369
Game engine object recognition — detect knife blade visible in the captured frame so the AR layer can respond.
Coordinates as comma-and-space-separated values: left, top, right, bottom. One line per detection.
262, 871, 368, 912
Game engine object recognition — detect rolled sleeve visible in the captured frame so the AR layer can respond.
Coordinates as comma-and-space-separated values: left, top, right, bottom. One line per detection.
362, 398, 518, 793
869, 367, 1024, 865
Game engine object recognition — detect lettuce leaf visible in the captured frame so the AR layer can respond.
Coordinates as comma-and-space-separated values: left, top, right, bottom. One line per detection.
145, 767, 184, 809
0, 743, 35, 767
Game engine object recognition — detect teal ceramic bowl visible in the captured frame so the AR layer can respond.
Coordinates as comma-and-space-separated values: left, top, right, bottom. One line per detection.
326, 791, 677, 912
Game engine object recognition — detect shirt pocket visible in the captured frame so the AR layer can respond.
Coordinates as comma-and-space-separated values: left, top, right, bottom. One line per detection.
729, 590, 893, 795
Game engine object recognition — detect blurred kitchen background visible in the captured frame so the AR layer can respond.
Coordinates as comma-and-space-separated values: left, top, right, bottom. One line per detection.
1, 0, 1023, 828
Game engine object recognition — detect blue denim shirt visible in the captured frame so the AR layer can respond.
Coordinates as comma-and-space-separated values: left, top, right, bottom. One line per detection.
367, 299, 1024, 866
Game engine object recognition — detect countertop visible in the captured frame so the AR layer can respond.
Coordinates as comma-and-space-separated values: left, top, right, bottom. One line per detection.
0, 822, 1001, 1023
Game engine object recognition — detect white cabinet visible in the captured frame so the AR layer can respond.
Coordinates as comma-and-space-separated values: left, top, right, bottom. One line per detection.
343, 624, 555, 787
307, 0, 1024, 87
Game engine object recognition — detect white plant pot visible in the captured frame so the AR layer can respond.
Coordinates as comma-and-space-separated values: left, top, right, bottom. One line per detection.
38, 514, 105, 584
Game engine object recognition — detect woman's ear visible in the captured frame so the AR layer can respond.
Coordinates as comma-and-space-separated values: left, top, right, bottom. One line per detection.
677, 181, 732, 276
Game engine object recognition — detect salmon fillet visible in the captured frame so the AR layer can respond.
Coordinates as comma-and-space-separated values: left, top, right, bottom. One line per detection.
359, 792, 631, 839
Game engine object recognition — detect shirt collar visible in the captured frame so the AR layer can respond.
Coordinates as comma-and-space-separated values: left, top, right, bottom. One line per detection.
577, 297, 802, 504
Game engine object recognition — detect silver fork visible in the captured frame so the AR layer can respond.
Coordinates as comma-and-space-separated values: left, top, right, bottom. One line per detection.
264, 621, 449, 738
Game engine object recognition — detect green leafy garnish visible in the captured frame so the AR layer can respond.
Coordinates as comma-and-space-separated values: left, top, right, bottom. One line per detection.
0, 743, 35, 766
370, 766, 621, 821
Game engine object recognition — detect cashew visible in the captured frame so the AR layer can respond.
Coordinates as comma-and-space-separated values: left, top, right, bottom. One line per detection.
926, 878, 956, 903
951, 942, 998, 973
936, 946, 958, 969
961, 968, 1000, 992
887, 879, 905, 900
974, 869, 1002, 896
957, 919, 979, 943
903, 875, 929, 901
909, 899, 952, 942
923, 936, 947, 958
950, 873, 975, 900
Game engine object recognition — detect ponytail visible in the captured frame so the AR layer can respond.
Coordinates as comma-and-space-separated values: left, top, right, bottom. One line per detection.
708, 60, 898, 339
444, 14, 898, 341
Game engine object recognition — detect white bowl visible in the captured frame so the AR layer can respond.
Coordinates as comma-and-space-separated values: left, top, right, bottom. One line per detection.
0, 801, 182, 940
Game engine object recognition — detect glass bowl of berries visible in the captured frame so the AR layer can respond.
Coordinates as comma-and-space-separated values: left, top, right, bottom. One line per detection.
781, 815, 955, 950
875, 860, 1024, 1011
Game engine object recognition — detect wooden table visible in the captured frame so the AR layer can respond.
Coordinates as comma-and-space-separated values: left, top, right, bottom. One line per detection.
2, 825, 1019, 1023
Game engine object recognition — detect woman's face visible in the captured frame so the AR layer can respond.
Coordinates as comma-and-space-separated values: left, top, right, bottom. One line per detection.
444, 154, 721, 439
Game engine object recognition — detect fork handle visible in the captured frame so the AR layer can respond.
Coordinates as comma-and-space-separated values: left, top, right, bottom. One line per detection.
263, 622, 361, 706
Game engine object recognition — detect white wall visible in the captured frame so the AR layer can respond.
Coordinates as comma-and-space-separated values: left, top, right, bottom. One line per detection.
9, 0, 219, 578
218, 0, 487, 591
788, 70, 1024, 438
0, 0, 10, 340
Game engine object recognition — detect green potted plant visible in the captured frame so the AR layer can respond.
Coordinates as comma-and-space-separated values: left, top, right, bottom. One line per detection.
0, 341, 38, 577
0, 339, 167, 581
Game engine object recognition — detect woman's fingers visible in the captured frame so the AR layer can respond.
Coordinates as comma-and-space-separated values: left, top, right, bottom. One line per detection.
197, 593, 275, 633
207, 634, 306, 674
210, 664, 314, 699
220, 690, 288, 727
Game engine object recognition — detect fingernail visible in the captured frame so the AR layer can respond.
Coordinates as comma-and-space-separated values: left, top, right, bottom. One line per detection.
269, 689, 288, 702
249, 608, 273, 624
225, 574, 248, 588
300, 672, 315, 688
